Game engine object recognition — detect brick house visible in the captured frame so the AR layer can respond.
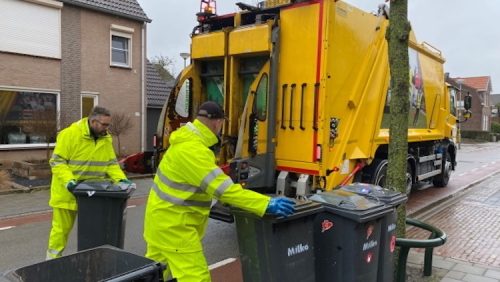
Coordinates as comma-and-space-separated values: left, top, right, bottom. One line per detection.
0, 0, 150, 161
490, 94, 500, 123
145, 60, 174, 151
447, 76, 493, 132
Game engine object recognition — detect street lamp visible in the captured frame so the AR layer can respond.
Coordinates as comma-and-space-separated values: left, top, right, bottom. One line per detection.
180, 52, 190, 68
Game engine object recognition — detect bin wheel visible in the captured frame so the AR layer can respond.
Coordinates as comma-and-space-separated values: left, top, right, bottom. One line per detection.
433, 151, 451, 187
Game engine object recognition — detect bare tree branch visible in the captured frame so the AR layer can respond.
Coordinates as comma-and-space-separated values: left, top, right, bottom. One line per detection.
108, 111, 133, 157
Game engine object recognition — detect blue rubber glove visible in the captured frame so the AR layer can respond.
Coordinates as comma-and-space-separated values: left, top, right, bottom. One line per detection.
266, 197, 296, 217
66, 179, 78, 191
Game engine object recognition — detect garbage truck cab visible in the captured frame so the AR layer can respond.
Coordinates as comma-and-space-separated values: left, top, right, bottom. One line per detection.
154, 0, 470, 198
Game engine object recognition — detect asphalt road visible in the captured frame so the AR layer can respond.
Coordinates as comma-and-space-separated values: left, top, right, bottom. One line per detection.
1, 142, 500, 275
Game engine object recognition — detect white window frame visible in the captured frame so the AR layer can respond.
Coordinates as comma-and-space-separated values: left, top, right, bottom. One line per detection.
110, 24, 134, 68
0, 85, 60, 149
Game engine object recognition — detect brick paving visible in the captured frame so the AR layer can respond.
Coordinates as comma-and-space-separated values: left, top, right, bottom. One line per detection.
406, 160, 500, 216
407, 174, 500, 269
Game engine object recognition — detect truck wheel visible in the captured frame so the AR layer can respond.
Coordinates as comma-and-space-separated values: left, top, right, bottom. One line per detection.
370, 159, 412, 196
433, 151, 451, 187
370, 159, 388, 187
405, 165, 413, 196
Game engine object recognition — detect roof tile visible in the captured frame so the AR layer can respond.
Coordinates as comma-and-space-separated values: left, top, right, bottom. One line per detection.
59, 0, 151, 22
453, 76, 491, 92
146, 61, 174, 108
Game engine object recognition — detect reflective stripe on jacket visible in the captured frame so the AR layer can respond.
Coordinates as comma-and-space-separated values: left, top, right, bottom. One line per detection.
144, 119, 270, 253
49, 117, 126, 210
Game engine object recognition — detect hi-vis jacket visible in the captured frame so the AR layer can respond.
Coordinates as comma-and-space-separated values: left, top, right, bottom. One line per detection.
49, 117, 126, 210
144, 119, 271, 252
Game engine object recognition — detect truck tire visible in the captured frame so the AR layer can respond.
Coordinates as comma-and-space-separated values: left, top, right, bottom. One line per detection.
405, 165, 413, 196
433, 151, 451, 187
370, 159, 388, 187
369, 159, 412, 196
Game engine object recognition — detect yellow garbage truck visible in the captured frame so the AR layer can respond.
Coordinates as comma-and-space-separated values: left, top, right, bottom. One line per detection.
154, 0, 465, 198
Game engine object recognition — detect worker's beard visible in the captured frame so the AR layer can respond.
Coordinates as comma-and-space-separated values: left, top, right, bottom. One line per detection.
90, 126, 107, 138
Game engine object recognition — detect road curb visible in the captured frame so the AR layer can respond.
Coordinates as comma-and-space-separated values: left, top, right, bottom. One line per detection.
408, 168, 500, 219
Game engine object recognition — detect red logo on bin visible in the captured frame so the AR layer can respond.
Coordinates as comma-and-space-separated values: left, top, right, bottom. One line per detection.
321, 220, 334, 233
390, 235, 396, 253
366, 224, 374, 239
366, 252, 373, 263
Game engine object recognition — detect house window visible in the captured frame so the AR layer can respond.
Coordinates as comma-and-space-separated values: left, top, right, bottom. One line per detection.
0, 0, 62, 59
81, 94, 98, 118
110, 25, 133, 68
0, 90, 59, 147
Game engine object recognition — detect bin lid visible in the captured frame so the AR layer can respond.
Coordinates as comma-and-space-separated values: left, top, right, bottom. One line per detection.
2, 245, 163, 282
309, 189, 392, 223
72, 180, 135, 198
340, 183, 407, 206
309, 189, 382, 210
232, 197, 323, 223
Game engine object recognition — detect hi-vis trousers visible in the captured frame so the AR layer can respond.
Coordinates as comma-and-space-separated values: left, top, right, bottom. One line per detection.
46, 208, 77, 259
146, 244, 210, 282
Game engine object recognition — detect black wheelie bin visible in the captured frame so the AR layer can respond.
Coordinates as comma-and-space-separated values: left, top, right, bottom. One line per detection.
310, 190, 394, 282
2, 245, 164, 282
233, 199, 323, 282
72, 180, 135, 251
340, 183, 407, 282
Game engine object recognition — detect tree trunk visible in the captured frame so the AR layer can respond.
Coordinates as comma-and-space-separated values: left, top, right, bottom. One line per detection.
386, 0, 410, 273
117, 136, 122, 157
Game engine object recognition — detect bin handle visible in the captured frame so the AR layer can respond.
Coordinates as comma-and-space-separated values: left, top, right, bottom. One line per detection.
106, 263, 165, 282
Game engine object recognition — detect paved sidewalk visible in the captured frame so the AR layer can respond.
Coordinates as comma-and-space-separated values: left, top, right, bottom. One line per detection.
0, 177, 153, 220
407, 250, 500, 282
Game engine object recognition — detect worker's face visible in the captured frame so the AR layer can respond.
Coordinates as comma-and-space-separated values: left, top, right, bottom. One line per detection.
90, 115, 112, 136
214, 118, 224, 135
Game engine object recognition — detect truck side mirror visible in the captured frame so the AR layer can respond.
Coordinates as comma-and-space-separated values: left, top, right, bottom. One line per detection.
464, 94, 472, 111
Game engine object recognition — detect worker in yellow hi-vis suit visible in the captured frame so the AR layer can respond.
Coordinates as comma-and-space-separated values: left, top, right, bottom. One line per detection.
46, 106, 129, 259
144, 101, 296, 281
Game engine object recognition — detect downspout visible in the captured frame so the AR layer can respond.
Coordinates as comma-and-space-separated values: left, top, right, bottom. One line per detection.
141, 23, 146, 152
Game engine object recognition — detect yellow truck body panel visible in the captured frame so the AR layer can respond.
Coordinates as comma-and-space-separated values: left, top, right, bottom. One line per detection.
157, 0, 458, 194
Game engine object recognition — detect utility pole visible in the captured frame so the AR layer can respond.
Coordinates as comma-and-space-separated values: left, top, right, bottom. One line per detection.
457, 78, 464, 149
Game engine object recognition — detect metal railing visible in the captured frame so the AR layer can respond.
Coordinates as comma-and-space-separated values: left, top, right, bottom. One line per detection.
396, 218, 447, 282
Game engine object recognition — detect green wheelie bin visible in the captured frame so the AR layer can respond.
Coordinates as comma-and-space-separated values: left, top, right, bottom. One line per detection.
2, 246, 164, 282
340, 183, 407, 282
233, 199, 323, 282
72, 180, 135, 251
310, 190, 394, 282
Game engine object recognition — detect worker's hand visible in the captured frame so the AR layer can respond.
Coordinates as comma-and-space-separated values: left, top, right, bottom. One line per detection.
119, 179, 136, 190
266, 197, 296, 217
119, 179, 132, 184
66, 179, 78, 191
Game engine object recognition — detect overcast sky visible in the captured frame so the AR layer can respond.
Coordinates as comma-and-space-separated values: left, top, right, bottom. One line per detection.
137, 0, 499, 92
